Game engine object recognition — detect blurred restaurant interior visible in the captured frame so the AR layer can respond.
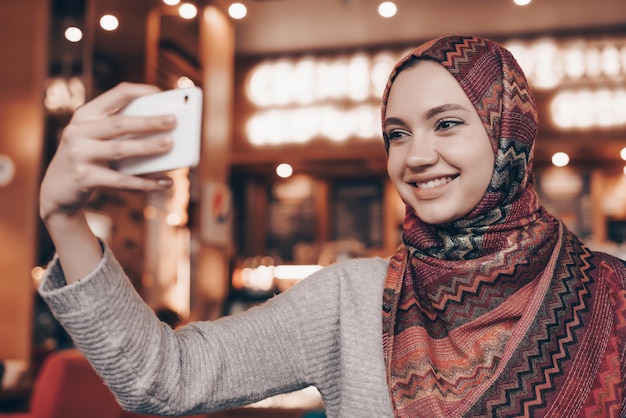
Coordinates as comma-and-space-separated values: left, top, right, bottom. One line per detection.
2, 0, 626, 415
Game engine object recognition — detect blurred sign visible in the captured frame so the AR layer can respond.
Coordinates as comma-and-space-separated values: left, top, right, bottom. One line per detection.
201, 181, 233, 247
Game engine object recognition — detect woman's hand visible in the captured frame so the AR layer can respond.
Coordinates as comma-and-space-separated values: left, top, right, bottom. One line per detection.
40, 82, 176, 223
39, 82, 181, 283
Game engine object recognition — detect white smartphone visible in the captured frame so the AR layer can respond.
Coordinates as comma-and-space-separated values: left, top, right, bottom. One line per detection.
113, 87, 203, 175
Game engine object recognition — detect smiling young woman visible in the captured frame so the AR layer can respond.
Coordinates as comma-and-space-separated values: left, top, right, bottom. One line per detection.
37, 36, 626, 418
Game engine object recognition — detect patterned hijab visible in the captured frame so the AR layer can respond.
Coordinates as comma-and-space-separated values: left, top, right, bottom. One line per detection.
381, 36, 626, 417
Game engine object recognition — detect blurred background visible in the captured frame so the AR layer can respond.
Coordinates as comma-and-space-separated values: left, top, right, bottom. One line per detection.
2, 0, 626, 416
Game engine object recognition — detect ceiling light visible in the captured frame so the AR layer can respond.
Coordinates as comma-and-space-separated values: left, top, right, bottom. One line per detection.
163, 0, 181, 5
378, 2, 397, 18
276, 163, 293, 178
551, 152, 570, 167
229, 3, 247, 20
513, 0, 532, 5
64, 26, 83, 42
99, 15, 119, 31
179, 3, 197, 19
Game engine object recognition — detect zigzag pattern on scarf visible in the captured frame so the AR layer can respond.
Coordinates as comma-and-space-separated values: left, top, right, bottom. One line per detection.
387, 233, 624, 418
465, 235, 625, 418
399, 220, 556, 335
438, 37, 485, 76
479, 239, 596, 417
384, 229, 560, 417
492, 138, 530, 190
590, 257, 626, 417
454, 138, 531, 236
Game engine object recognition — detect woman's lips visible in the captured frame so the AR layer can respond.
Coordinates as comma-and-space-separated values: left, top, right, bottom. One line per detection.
409, 174, 459, 200
415, 175, 455, 189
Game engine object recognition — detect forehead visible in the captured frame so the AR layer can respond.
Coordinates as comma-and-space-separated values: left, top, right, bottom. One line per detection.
385, 60, 474, 114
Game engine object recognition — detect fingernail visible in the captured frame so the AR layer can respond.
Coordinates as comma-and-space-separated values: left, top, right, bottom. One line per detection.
157, 178, 173, 187
161, 115, 176, 125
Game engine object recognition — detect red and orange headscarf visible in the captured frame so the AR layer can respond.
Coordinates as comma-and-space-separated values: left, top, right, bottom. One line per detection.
381, 35, 626, 417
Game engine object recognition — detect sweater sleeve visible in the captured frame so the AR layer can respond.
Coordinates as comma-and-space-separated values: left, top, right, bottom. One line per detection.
38, 243, 342, 415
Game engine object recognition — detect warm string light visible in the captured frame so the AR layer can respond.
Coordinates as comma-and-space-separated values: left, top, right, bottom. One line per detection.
225, 1, 402, 21
64, 26, 82, 42
378, 2, 397, 18
276, 163, 293, 178
82, 0, 402, 46
99, 14, 119, 31
551, 89, 626, 129
228, 3, 247, 19
551, 152, 570, 167
64, 5, 626, 168
504, 38, 626, 90
506, 36, 626, 169
178, 3, 198, 19
66, 0, 554, 49
244, 51, 397, 145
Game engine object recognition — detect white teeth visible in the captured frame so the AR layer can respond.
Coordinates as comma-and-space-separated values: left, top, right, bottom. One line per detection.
415, 176, 454, 189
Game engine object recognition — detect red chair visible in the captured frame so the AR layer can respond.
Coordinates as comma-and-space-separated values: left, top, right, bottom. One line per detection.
0, 349, 121, 418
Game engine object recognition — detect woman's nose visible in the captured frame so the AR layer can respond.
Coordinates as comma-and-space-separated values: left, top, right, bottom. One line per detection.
405, 135, 439, 168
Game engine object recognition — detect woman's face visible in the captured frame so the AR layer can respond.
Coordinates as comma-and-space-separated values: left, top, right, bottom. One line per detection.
384, 60, 495, 225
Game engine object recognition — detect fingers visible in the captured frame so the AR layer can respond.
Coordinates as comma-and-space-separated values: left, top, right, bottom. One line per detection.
56, 83, 176, 184
76, 82, 162, 118
72, 163, 173, 192
67, 134, 173, 164
40, 83, 178, 221
71, 112, 177, 140
69, 82, 176, 140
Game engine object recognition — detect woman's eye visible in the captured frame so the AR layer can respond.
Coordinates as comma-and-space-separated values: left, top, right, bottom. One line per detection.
435, 119, 463, 131
386, 130, 409, 141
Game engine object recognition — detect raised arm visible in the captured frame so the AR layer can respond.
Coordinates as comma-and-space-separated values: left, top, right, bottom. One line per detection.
38, 82, 341, 415
39, 82, 175, 283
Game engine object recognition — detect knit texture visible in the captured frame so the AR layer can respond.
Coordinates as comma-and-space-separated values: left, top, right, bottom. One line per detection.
39, 244, 394, 417
381, 35, 626, 417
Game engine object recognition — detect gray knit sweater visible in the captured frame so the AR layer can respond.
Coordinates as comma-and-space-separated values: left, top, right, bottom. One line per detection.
38, 244, 394, 417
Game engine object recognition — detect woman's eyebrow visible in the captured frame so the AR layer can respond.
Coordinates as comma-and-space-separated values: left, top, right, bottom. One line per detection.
383, 116, 407, 129
425, 103, 467, 120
